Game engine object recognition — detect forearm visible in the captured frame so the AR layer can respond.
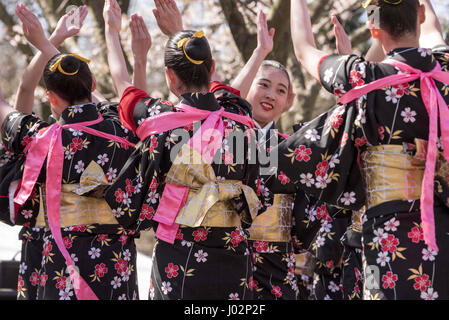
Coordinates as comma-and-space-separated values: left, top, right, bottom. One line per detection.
291, 0, 328, 81
132, 57, 148, 93
420, 0, 446, 48
14, 39, 59, 113
105, 27, 132, 98
231, 48, 268, 99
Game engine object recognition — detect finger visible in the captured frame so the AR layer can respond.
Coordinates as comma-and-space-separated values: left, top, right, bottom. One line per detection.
152, 9, 160, 21
160, 0, 169, 12
135, 15, 145, 38
16, 6, 35, 28
138, 16, 150, 38
269, 28, 275, 39
168, 0, 178, 12
154, 0, 162, 11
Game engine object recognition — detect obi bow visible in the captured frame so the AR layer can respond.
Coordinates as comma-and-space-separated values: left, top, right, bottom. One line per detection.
340, 59, 449, 252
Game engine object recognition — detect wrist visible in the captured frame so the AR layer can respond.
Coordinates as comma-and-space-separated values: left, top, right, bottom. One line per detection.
133, 56, 147, 66
254, 46, 270, 59
49, 34, 64, 48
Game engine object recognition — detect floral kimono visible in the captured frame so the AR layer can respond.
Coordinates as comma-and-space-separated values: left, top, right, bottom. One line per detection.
105, 83, 270, 300
273, 46, 449, 300
1, 102, 139, 300
247, 127, 299, 300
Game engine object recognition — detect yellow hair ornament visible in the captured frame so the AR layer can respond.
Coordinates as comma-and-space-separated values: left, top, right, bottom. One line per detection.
49, 54, 91, 76
177, 30, 206, 65
362, 0, 403, 8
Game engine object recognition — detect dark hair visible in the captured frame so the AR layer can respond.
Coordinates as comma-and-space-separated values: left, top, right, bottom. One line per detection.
165, 30, 213, 90
261, 60, 291, 90
371, 0, 420, 39
43, 54, 93, 105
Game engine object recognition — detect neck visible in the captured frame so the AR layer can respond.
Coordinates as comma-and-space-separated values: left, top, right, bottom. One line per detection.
176, 85, 209, 98
255, 119, 271, 129
380, 33, 420, 55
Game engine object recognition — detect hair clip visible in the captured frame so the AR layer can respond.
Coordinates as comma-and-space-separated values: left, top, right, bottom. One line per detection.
177, 30, 206, 65
49, 54, 91, 76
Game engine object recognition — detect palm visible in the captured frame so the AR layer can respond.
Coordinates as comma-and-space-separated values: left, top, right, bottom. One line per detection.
103, 0, 122, 32
257, 10, 274, 54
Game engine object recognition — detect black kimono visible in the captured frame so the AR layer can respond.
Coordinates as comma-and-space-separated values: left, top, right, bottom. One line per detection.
105, 84, 271, 300
274, 47, 449, 300
1, 102, 139, 300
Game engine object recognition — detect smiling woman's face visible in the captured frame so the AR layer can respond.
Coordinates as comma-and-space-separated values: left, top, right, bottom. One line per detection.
247, 66, 290, 128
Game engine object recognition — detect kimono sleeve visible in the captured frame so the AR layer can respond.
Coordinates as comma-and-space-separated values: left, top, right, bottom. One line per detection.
319, 54, 369, 97
118, 86, 174, 134
273, 101, 366, 211
1, 112, 47, 155
105, 131, 170, 232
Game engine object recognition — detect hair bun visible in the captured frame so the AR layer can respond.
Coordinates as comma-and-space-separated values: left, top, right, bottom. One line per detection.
184, 36, 212, 63
60, 55, 81, 75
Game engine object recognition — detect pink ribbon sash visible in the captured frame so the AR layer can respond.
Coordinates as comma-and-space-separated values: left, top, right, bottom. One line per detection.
14, 114, 135, 300
136, 103, 254, 244
340, 59, 449, 252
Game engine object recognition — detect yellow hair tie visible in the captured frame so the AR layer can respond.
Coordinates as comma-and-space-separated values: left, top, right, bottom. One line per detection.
362, 0, 403, 8
177, 30, 206, 65
49, 54, 91, 76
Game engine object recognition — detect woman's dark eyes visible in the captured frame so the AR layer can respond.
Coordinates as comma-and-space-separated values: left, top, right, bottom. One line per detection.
258, 83, 268, 88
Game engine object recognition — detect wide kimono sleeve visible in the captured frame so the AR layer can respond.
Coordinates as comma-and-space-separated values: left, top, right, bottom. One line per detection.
273, 54, 373, 211
0, 112, 48, 226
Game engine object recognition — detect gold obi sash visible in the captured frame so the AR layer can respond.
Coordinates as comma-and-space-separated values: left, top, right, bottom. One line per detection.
248, 194, 294, 242
360, 143, 426, 209
168, 145, 260, 228
351, 208, 365, 233
35, 161, 118, 228
295, 251, 314, 278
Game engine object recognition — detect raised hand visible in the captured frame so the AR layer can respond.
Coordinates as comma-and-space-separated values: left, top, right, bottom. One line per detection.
153, 0, 183, 36
332, 14, 352, 55
15, 3, 51, 52
51, 5, 88, 47
257, 10, 275, 56
103, 0, 122, 33
130, 14, 152, 60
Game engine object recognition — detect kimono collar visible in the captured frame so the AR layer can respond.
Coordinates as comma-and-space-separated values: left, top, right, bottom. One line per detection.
58, 103, 99, 125
386, 47, 436, 73
179, 92, 220, 112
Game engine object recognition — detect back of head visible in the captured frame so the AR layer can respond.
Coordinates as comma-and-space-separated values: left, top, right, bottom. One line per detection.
366, 0, 420, 39
43, 54, 93, 105
164, 30, 213, 90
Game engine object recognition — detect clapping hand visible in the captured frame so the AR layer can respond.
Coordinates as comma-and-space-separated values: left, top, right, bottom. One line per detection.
130, 14, 152, 60
104, 0, 122, 33
51, 5, 88, 47
332, 14, 352, 55
153, 0, 183, 36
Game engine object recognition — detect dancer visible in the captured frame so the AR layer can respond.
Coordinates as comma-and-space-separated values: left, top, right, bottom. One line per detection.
103, 0, 270, 300
274, 0, 449, 300
0, 4, 142, 300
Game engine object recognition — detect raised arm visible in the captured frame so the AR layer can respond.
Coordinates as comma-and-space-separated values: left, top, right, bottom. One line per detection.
291, 0, 328, 81
130, 14, 152, 92
153, 0, 183, 37
230, 10, 274, 99
419, 0, 446, 48
14, 6, 88, 114
104, 0, 132, 99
